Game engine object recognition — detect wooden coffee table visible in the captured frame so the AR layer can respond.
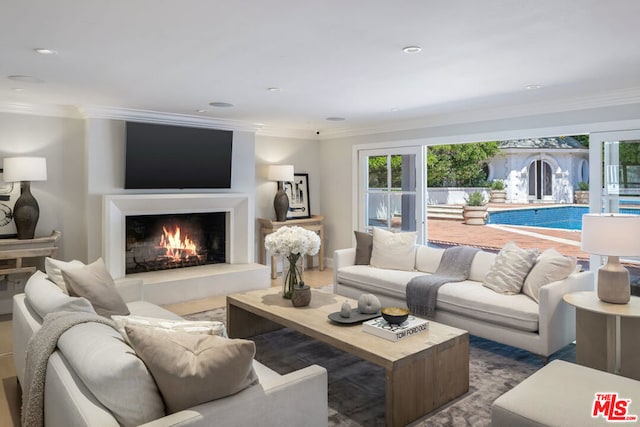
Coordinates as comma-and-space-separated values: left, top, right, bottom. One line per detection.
227, 288, 469, 427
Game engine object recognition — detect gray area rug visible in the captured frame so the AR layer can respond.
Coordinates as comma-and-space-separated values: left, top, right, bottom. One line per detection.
185, 306, 575, 426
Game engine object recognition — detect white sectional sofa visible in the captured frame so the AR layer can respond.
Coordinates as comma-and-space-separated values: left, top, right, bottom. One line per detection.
13, 270, 328, 427
334, 245, 594, 358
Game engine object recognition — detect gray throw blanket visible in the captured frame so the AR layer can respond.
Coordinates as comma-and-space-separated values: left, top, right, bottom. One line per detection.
22, 311, 114, 427
406, 246, 480, 318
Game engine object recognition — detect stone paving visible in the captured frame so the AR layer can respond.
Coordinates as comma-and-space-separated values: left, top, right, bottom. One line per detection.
427, 218, 585, 259
427, 215, 640, 287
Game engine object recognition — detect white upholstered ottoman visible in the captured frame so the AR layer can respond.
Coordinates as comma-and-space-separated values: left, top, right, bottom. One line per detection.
492, 360, 640, 426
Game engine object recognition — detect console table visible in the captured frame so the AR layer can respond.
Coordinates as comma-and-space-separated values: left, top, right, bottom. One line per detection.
563, 291, 640, 380
258, 215, 325, 279
0, 230, 61, 275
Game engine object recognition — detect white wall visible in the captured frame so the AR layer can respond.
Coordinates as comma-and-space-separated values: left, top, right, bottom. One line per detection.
254, 134, 321, 261
0, 112, 86, 260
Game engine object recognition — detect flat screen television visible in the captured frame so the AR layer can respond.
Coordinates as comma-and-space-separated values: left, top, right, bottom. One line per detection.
125, 122, 233, 189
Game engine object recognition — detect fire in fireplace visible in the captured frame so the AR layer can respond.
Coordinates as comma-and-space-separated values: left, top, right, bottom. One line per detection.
125, 212, 226, 274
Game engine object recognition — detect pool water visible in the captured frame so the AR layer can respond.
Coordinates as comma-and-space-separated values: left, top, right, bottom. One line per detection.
487, 206, 640, 230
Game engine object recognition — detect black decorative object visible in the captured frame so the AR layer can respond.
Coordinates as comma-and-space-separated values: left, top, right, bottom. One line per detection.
267, 165, 294, 222
291, 283, 311, 307
2, 157, 47, 240
273, 182, 289, 222
13, 182, 39, 239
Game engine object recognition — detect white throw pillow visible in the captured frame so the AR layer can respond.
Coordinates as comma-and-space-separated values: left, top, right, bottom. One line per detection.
57, 322, 166, 426
369, 228, 417, 271
112, 315, 228, 345
523, 248, 577, 303
44, 257, 85, 293
24, 271, 96, 320
483, 242, 539, 294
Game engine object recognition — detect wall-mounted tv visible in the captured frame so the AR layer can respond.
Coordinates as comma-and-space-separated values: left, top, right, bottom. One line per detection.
125, 122, 233, 189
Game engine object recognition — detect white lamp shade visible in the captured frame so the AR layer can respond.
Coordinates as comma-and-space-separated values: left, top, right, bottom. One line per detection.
267, 164, 294, 182
3, 157, 47, 182
581, 213, 640, 256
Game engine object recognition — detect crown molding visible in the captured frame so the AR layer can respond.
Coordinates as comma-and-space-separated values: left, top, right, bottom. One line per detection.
2, 86, 640, 139
78, 105, 264, 132
0, 102, 83, 118
255, 125, 321, 140
313, 86, 640, 140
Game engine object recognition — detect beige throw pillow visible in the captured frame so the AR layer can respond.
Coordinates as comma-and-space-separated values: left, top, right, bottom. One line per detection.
523, 248, 577, 303
112, 315, 227, 345
62, 258, 130, 317
370, 228, 417, 271
483, 242, 539, 294
44, 257, 85, 293
125, 326, 259, 414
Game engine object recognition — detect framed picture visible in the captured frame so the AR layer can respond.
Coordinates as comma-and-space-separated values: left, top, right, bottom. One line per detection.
284, 173, 311, 219
0, 168, 19, 238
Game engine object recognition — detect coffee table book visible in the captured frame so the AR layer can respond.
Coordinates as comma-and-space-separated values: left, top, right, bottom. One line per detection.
362, 315, 429, 342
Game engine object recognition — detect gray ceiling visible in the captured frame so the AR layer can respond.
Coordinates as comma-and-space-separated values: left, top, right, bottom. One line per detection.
2, 1, 640, 136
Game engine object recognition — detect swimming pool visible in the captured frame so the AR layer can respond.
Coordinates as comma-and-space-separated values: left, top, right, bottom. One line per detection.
487, 206, 640, 230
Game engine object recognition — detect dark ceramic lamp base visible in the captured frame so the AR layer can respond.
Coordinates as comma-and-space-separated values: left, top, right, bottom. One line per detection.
273, 183, 289, 222
14, 182, 39, 239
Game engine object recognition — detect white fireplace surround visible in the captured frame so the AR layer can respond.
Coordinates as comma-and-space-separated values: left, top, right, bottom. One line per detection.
103, 193, 252, 279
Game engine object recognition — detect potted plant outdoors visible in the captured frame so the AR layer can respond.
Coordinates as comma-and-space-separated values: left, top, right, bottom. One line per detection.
574, 181, 589, 204
463, 191, 488, 225
264, 225, 321, 302
489, 180, 507, 203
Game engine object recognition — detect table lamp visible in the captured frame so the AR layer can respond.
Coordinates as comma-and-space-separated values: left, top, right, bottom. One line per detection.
2, 156, 47, 239
581, 213, 640, 304
268, 165, 294, 222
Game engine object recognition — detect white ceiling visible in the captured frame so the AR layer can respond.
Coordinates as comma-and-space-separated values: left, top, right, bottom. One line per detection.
2, 0, 640, 137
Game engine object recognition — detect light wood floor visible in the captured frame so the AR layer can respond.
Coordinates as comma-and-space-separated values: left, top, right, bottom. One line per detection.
0, 268, 333, 426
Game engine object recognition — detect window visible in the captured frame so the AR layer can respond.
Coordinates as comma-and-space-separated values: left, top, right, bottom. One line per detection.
357, 147, 424, 241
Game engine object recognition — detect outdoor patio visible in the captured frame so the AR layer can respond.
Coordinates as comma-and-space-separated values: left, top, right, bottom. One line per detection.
426, 208, 640, 294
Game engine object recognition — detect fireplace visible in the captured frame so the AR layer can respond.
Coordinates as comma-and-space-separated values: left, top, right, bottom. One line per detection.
102, 194, 269, 306
125, 212, 226, 274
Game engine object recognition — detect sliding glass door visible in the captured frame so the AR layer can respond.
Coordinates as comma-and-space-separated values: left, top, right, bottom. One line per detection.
590, 130, 640, 214
357, 146, 424, 242
589, 131, 640, 272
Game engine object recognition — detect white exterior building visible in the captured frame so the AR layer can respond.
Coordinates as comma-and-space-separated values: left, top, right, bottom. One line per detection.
488, 137, 589, 203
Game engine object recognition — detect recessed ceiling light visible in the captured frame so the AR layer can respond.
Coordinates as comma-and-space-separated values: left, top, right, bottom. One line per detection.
34, 48, 58, 55
267, 87, 281, 92
12, 88, 25, 92
196, 109, 207, 113
525, 84, 542, 90
402, 46, 422, 53
391, 107, 400, 112
326, 117, 346, 121
7, 75, 43, 83
209, 102, 234, 108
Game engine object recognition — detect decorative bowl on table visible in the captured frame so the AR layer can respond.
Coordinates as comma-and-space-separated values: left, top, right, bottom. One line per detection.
381, 307, 409, 325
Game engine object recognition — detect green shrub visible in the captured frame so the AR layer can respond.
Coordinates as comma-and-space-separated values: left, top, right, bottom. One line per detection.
466, 191, 486, 206
490, 180, 505, 191
577, 181, 589, 191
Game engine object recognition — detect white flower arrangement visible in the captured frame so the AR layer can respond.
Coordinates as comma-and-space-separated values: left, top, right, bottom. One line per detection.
264, 226, 320, 257
265, 226, 321, 299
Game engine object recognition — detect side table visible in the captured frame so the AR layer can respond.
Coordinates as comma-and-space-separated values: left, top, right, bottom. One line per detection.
563, 291, 640, 380
0, 230, 61, 275
258, 216, 325, 279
